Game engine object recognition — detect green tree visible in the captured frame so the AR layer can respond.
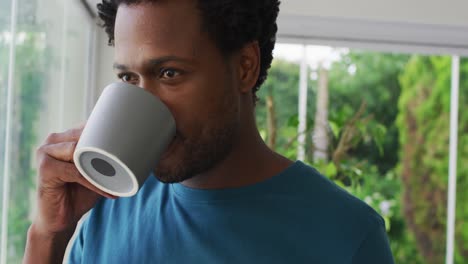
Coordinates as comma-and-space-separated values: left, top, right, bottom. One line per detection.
256, 59, 317, 159
3, 31, 46, 263
397, 56, 468, 264
256, 52, 436, 263
327, 51, 410, 173
326, 52, 428, 263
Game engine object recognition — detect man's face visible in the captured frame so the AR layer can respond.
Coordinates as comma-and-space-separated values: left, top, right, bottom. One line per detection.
114, 0, 241, 183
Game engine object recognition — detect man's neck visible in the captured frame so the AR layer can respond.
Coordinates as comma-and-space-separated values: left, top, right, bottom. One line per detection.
181, 126, 293, 190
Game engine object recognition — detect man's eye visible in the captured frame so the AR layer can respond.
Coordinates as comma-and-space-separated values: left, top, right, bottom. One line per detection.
117, 73, 135, 83
159, 69, 181, 79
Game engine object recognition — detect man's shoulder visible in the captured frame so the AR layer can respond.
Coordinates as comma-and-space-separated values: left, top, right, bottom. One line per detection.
296, 162, 380, 204
255, 161, 389, 261
287, 161, 385, 233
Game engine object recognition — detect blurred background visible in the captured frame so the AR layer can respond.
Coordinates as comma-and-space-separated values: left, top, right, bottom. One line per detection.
0, 0, 467, 263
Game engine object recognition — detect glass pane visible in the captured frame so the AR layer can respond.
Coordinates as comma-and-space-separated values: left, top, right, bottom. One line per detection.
256, 43, 303, 159
456, 58, 468, 264
0, 0, 12, 260
4, 0, 93, 262
258, 44, 456, 264
5, 0, 62, 262
61, 0, 91, 129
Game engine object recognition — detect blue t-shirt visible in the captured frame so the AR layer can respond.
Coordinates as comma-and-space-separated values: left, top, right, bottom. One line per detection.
68, 161, 394, 263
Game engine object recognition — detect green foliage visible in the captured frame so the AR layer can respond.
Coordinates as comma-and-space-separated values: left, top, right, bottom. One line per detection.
328, 51, 410, 173
397, 56, 468, 264
457, 59, 468, 262
256, 59, 318, 159
1, 31, 46, 263
318, 52, 427, 263
256, 53, 428, 263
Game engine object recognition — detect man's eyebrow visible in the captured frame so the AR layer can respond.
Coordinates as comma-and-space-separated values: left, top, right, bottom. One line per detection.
113, 56, 194, 71
113, 63, 129, 71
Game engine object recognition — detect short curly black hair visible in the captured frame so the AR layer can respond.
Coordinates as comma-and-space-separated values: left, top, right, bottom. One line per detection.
97, 0, 280, 103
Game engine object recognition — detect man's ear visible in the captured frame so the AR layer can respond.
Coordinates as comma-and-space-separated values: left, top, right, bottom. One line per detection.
238, 41, 260, 94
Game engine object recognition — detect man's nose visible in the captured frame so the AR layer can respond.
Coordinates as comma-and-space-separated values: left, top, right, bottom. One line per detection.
138, 79, 161, 97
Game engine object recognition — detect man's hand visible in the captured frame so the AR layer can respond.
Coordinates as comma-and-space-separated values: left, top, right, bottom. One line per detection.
23, 122, 116, 264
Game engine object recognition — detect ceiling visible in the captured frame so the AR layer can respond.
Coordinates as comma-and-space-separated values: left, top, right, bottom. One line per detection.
85, 0, 468, 27
84, 0, 468, 55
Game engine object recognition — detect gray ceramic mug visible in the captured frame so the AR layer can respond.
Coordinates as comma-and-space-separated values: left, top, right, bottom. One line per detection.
73, 82, 176, 197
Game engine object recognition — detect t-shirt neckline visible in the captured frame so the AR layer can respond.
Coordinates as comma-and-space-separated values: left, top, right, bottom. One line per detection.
170, 160, 304, 202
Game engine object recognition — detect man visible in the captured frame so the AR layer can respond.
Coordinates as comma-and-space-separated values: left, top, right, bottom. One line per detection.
24, 0, 395, 263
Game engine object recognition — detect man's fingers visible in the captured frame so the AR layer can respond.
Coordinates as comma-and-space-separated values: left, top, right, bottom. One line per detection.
60, 161, 117, 199
36, 121, 118, 200
43, 123, 86, 145
59, 161, 117, 199
39, 155, 116, 199
39, 142, 77, 163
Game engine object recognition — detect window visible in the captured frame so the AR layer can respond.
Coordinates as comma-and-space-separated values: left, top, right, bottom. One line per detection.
0, 1, 466, 264
0, 0, 13, 260
258, 43, 466, 264
0, 0, 96, 263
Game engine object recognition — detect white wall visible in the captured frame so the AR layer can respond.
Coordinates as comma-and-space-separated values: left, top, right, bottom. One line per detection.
280, 0, 468, 27
89, 0, 468, 81
276, 0, 468, 55
87, 0, 468, 27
